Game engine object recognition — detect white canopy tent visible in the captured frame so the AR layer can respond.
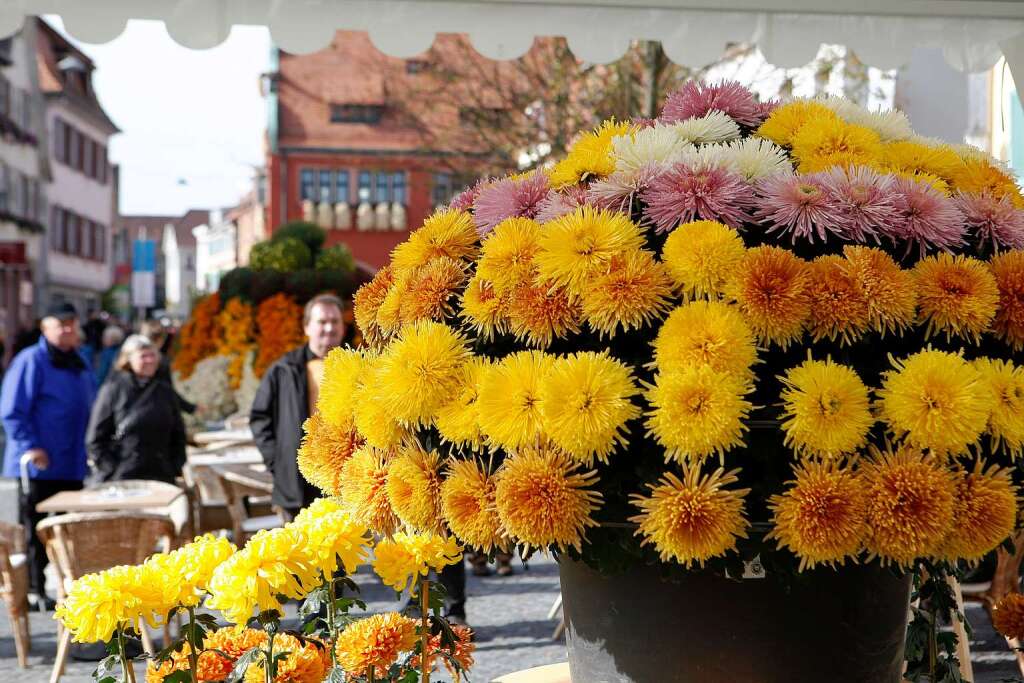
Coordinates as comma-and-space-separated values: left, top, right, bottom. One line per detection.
1, 0, 1023, 82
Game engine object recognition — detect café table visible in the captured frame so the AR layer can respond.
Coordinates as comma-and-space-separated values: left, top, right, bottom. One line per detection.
36, 480, 184, 514
491, 663, 571, 683
191, 427, 254, 446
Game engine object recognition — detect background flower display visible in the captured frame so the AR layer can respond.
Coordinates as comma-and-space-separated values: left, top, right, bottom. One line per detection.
301, 81, 1024, 677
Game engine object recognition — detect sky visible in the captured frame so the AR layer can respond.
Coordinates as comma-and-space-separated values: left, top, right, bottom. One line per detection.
46, 16, 271, 216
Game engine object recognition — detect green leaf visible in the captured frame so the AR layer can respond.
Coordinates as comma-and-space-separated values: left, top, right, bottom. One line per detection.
195, 613, 220, 628
163, 670, 192, 683
326, 667, 347, 683
299, 586, 326, 620
93, 653, 121, 680
226, 647, 260, 683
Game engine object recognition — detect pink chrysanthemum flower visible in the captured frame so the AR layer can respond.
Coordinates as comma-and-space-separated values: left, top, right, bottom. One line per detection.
754, 99, 781, 125
449, 178, 488, 212
630, 117, 658, 129
535, 186, 592, 223
588, 163, 666, 214
641, 162, 755, 233
660, 80, 761, 128
754, 173, 844, 243
890, 177, 966, 258
817, 166, 900, 243
954, 191, 1024, 251
473, 173, 551, 237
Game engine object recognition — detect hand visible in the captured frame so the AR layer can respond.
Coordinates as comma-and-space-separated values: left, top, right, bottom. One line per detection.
24, 448, 49, 470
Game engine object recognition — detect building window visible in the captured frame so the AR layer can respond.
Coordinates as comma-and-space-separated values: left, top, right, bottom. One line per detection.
19, 89, 30, 133
335, 170, 350, 205
67, 213, 78, 255
329, 104, 384, 124
49, 205, 58, 249
0, 163, 7, 212
82, 219, 93, 259
68, 128, 81, 169
0, 76, 8, 117
98, 146, 107, 184
83, 138, 94, 179
94, 223, 105, 262
357, 171, 372, 203
459, 106, 509, 128
8, 171, 22, 216
374, 171, 390, 203
318, 169, 332, 203
299, 169, 316, 201
392, 172, 407, 205
55, 208, 66, 252
54, 118, 65, 163
432, 173, 453, 208
405, 59, 429, 75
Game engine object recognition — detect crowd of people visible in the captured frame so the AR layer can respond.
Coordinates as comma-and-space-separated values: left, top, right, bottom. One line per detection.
0, 294, 506, 625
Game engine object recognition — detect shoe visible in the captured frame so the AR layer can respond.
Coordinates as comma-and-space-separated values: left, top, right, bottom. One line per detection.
28, 592, 56, 612
471, 563, 493, 577
496, 552, 515, 577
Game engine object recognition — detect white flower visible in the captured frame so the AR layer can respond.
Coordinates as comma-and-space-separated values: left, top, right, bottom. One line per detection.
669, 112, 741, 145
817, 96, 913, 142
588, 163, 667, 212
714, 138, 793, 182
612, 125, 691, 173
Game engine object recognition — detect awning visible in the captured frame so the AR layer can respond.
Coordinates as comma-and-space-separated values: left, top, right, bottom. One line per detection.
2, 1, 1024, 77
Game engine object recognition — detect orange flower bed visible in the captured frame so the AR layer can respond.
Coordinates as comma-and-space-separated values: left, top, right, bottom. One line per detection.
254, 293, 305, 377
171, 293, 222, 379
217, 298, 255, 389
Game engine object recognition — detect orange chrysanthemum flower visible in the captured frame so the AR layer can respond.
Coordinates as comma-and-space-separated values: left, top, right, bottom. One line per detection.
243, 633, 330, 683
990, 250, 1024, 351
335, 613, 419, 679
630, 466, 749, 568
840, 246, 917, 336
399, 257, 468, 323
494, 448, 602, 553
807, 254, 870, 344
726, 245, 812, 348
913, 253, 999, 343
580, 249, 674, 337
505, 278, 582, 348
861, 443, 956, 568
993, 593, 1024, 641
936, 460, 1018, 562
297, 413, 363, 496
767, 459, 867, 570
354, 266, 397, 349
253, 293, 305, 377
416, 624, 476, 679
385, 445, 444, 533
339, 446, 400, 536
441, 458, 508, 553
172, 293, 221, 379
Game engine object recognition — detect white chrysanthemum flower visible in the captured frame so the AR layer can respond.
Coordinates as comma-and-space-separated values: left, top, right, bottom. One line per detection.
817, 96, 913, 142
589, 163, 667, 211
670, 112, 741, 145
711, 138, 793, 182
952, 141, 1002, 164
612, 125, 691, 173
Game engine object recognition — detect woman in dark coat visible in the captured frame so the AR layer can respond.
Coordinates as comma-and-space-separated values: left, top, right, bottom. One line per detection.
86, 334, 187, 484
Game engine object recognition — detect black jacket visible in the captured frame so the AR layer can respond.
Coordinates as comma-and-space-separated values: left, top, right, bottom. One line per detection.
86, 370, 187, 484
249, 345, 319, 509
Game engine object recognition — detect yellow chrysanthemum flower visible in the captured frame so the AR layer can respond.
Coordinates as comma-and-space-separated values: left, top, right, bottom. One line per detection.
335, 613, 419, 679
477, 217, 542, 295
354, 266, 396, 350
790, 118, 883, 173
316, 347, 372, 427
289, 506, 369, 576
441, 458, 508, 553
353, 360, 408, 450
243, 633, 331, 683
974, 357, 1024, 458
841, 246, 918, 336
206, 526, 318, 624
652, 301, 757, 380
435, 357, 491, 451
882, 139, 964, 184
861, 443, 956, 568
390, 208, 479, 275
767, 459, 866, 571
936, 460, 1018, 562
56, 565, 165, 643
399, 257, 468, 323
460, 274, 507, 341
339, 446, 400, 536
535, 206, 645, 296
538, 351, 640, 465
630, 466, 749, 568
580, 249, 674, 337
779, 356, 873, 458
878, 349, 994, 455
549, 119, 636, 188
993, 593, 1024, 641
661, 220, 747, 300
372, 531, 463, 592
644, 365, 753, 463
726, 245, 811, 349
913, 253, 999, 343
143, 534, 235, 610
505, 277, 582, 348
297, 413, 362, 496
756, 100, 841, 148
375, 320, 470, 428
292, 496, 344, 523
950, 158, 1024, 207
494, 448, 602, 553
807, 254, 870, 344
385, 445, 444, 533
991, 250, 1024, 351
477, 350, 554, 451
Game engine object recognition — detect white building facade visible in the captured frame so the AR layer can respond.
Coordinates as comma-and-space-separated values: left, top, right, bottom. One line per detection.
193, 209, 237, 294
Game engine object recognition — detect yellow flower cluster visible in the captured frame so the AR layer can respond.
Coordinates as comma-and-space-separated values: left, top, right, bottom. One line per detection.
372, 531, 463, 592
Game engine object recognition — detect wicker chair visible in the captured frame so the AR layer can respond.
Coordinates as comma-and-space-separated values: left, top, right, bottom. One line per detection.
0, 521, 30, 667
37, 512, 175, 683
213, 466, 280, 544
99, 480, 191, 546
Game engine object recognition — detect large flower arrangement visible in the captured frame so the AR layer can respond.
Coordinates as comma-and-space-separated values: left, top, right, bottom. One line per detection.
309, 82, 1024, 590
253, 293, 306, 377
216, 297, 256, 390
173, 293, 222, 379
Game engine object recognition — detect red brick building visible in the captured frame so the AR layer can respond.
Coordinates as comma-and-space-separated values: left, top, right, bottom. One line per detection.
263, 31, 517, 270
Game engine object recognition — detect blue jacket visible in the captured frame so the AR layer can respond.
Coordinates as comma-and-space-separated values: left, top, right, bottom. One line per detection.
1, 336, 96, 481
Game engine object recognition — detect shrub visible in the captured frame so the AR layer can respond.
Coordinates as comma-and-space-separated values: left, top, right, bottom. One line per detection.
250, 237, 313, 272
218, 267, 254, 303
272, 221, 326, 254
315, 243, 356, 275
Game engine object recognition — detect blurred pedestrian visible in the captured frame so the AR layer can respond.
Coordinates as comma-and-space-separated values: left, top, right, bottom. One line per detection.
86, 335, 186, 484
94, 325, 125, 385
0, 303, 95, 610
140, 318, 196, 414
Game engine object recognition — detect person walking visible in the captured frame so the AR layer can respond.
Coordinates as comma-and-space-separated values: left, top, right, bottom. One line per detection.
0, 303, 96, 610
250, 293, 346, 521
85, 335, 187, 484
94, 324, 125, 385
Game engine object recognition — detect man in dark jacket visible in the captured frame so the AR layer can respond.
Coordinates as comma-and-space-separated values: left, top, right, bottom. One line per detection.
250, 293, 345, 520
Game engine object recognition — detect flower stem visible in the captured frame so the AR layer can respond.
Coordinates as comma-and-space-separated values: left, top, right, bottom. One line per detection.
327, 574, 338, 668
265, 631, 275, 683
367, 667, 376, 683
117, 627, 137, 683
421, 578, 430, 683
186, 607, 199, 683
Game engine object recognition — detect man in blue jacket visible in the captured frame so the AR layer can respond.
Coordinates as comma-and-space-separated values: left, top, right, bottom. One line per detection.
1, 303, 95, 610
